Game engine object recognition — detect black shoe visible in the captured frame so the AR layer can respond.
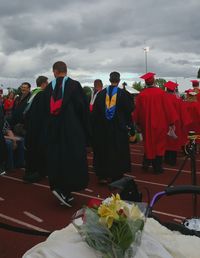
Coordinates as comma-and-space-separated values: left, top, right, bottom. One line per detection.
142, 156, 151, 171
52, 189, 72, 207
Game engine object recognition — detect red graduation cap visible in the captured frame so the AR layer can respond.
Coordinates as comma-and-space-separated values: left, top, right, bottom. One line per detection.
185, 89, 193, 93
190, 80, 199, 87
164, 81, 178, 91
140, 72, 155, 85
185, 89, 197, 95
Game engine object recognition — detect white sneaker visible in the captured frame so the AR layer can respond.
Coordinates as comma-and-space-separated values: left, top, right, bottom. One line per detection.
0, 170, 6, 176
52, 190, 72, 207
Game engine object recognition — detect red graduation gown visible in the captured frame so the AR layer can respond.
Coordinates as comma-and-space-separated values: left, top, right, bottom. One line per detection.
197, 93, 200, 103
165, 94, 191, 151
133, 87, 178, 159
183, 100, 200, 143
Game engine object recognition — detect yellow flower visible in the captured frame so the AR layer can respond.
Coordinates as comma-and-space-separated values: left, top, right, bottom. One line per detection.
112, 193, 121, 202
98, 204, 119, 228
110, 194, 125, 211
98, 205, 119, 219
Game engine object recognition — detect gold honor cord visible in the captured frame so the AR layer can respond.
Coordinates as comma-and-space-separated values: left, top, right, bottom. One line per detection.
184, 133, 200, 155
188, 134, 200, 140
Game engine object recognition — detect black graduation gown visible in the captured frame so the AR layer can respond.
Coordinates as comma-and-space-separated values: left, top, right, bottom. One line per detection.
0, 106, 7, 168
24, 91, 47, 176
11, 93, 31, 128
42, 77, 90, 193
92, 87, 134, 180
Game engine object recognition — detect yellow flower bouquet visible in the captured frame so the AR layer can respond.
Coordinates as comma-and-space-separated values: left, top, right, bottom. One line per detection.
73, 194, 147, 258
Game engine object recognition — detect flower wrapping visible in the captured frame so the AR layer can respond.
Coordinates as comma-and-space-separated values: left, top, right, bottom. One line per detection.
73, 194, 147, 258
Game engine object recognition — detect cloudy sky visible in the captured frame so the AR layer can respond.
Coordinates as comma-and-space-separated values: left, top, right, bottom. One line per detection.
0, 0, 200, 89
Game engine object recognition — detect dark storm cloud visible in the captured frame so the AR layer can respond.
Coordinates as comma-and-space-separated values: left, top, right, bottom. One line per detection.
0, 0, 200, 81
0, 0, 68, 16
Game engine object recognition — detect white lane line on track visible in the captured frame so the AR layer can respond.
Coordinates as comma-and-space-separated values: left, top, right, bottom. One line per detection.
89, 151, 200, 162
130, 150, 200, 162
2, 175, 93, 193
152, 210, 186, 220
88, 171, 167, 187
131, 162, 200, 174
123, 173, 168, 187
2, 175, 103, 200
85, 188, 93, 192
88, 166, 137, 179
88, 151, 200, 162
88, 159, 200, 175
3, 175, 190, 220
1, 172, 194, 189
87, 151, 200, 162
173, 218, 183, 223
71, 192, 103, 200
0, 197, 5, 201
23, 211, 43, 223
5, 170, 178, 189
135, 179, 167, 187
0, 213, 50, 232
87, 156, 200, 174
2, 175, 23, 183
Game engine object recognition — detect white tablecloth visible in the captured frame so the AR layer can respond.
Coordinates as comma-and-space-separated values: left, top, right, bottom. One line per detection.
23, 218, 200, 258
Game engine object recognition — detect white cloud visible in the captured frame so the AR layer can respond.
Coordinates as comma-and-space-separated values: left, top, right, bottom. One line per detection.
0, 0, 199, 87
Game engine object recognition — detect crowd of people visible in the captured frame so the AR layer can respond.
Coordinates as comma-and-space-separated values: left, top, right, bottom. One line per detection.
0, 60, 200, 207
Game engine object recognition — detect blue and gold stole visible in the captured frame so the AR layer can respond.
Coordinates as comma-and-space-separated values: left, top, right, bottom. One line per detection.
105, 86, 118, 120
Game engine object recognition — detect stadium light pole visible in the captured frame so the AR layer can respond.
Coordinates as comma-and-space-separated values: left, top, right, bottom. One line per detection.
144, 46, 150, 73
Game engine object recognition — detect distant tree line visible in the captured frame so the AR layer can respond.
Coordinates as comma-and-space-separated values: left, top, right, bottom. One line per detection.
132, 78, 167, 92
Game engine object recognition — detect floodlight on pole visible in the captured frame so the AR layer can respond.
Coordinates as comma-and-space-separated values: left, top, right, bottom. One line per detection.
144, 46, 150, 73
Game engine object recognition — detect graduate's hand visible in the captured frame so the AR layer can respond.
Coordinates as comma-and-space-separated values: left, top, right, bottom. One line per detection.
167, 125, 178, 139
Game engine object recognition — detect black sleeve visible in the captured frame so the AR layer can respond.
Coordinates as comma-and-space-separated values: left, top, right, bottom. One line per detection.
121, 90, 135, 114
0, 105, 4, 131
73, 82, 92, 145
10, 94, 30, 128
0, 105, 7, 164
118, 89, 134, 128
92, 90, 105, 118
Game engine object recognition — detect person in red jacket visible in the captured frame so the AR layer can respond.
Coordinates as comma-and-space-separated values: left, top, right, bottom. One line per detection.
164, 81, 191, 166
132, 73, 178, 174
3, 91, 15, 120
191, 80, 200, 102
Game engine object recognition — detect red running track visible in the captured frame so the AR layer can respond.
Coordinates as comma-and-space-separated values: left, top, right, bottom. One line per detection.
0, 143, 200, 257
